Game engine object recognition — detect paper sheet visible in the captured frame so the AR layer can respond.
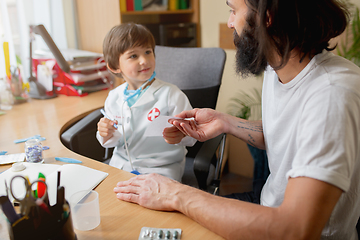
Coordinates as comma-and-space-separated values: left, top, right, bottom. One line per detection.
0, 162, 108, 206
37, 61, 56, 91
144, 116, 182, 136
0, 153, 25, 165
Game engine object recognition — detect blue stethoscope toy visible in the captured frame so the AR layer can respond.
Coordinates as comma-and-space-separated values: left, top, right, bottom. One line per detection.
122, 71, 156, 175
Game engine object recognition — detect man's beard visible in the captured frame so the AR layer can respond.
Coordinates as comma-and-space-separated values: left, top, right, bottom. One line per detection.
234, 26, 268, 77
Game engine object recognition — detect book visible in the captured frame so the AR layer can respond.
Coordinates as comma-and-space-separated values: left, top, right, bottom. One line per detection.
179, 0, 187, 9
169, 0, 178, 10
162, 0, 168, 10
0, 162, 108, 206
120, 0, 127, 12
134, 0, 142, 11
126, 0, 134, 11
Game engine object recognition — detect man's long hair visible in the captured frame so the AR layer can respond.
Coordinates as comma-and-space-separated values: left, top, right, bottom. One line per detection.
245, 0, 350, 70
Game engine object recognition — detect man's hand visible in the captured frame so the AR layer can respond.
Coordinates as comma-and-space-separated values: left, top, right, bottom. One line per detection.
114, 173, 184, 211
113, 174, 343, 240
169, 108, 226, 142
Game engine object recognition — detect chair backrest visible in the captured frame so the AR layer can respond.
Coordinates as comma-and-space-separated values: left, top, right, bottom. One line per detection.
154, 45, 226, 160
154, 46, 226, 111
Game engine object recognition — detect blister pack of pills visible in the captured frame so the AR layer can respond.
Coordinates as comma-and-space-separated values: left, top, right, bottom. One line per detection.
138, 227, 182, 240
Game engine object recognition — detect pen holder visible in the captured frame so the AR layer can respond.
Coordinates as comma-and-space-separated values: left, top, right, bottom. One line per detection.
7, 201, 77, 240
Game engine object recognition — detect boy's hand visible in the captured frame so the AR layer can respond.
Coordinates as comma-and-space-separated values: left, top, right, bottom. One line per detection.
97, 117, 118, 140
163, 125, 186, 144
169, 108, 225, 142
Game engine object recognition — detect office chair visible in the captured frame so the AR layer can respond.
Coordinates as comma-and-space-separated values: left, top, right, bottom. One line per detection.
61, 45, 227, 194
154, 46, 226, 194
61, 109, 113, 163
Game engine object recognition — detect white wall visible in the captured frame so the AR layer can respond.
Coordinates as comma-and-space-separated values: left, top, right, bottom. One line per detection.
200, 0, 263, 177
200, 0, 263, 115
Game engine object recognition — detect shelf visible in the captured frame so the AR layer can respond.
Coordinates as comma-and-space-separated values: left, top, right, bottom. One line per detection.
75, 0, 200, 52
121, 9, 193, 15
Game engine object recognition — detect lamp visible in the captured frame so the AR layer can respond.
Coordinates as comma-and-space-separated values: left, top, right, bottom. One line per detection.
28, 24, 70, 99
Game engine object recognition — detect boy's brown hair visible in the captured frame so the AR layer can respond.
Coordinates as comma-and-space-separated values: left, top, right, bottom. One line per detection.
103, 23, 156, 74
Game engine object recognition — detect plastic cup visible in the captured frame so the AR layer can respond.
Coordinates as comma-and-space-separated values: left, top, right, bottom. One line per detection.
69, 190, 100, 231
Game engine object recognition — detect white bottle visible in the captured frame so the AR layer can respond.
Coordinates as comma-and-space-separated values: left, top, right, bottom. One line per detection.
0, 78, 14, 110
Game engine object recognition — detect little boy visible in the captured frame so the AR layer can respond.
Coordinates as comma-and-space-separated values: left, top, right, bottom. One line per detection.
96, 23, 196, 181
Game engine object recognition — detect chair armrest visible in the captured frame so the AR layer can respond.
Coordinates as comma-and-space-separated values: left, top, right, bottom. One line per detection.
193, 133, 226, 190
61, 109, 103, 149
60, 109, 112, 162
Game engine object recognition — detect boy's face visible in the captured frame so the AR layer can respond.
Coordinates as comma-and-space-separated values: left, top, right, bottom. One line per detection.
113, 46, 155, 90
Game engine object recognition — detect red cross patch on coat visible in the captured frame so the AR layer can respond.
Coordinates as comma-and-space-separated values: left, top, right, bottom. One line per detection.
147, 108, 160, 121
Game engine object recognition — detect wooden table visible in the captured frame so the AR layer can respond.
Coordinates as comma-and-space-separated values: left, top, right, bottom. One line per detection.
0, 90, 223, 240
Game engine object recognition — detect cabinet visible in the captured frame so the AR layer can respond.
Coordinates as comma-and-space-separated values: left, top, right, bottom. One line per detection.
75, 0, 200, 53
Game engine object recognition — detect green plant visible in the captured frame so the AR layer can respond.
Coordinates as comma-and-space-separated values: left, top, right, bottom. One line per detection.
337, 6, 360, 66
227, 88, 262, 120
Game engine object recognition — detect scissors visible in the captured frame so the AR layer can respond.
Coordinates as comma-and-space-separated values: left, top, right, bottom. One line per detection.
9, 175, 48, 217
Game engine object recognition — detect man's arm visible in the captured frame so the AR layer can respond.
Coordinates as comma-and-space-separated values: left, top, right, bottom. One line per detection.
168, 108, 265, 149
114, 174, 342, 240
227, 118, 265, 149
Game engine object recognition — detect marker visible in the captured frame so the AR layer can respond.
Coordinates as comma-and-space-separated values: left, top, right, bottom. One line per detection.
35, 198, 51, 215
62, 203, 70, 219
36, 172, 46, 198
100, 109, 118, 129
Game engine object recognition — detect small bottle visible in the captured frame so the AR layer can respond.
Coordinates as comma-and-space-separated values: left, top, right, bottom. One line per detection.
25, 139, 44, 163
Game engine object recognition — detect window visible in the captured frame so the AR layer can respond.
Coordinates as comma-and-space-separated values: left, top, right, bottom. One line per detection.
0, 0, 77, 80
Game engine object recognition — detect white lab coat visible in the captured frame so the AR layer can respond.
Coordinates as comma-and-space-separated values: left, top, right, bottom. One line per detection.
96, 79, 196, 181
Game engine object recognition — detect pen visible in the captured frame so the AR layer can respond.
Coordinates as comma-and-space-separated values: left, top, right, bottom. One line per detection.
3, 42, 11, 80
100, 109, 118, 129
55, 157, 82, 164
57, 171, 61, 188
14, 134, 46, 144
55, 186, 65, 217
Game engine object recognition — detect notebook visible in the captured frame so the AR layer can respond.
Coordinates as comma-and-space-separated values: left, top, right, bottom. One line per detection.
0, 163, 108, 206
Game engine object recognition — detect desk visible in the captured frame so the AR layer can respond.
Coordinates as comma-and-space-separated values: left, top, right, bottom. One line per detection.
0, 90, 223, 240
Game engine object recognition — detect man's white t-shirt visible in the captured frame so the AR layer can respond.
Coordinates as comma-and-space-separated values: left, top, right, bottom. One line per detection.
261, 51, 360, 239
